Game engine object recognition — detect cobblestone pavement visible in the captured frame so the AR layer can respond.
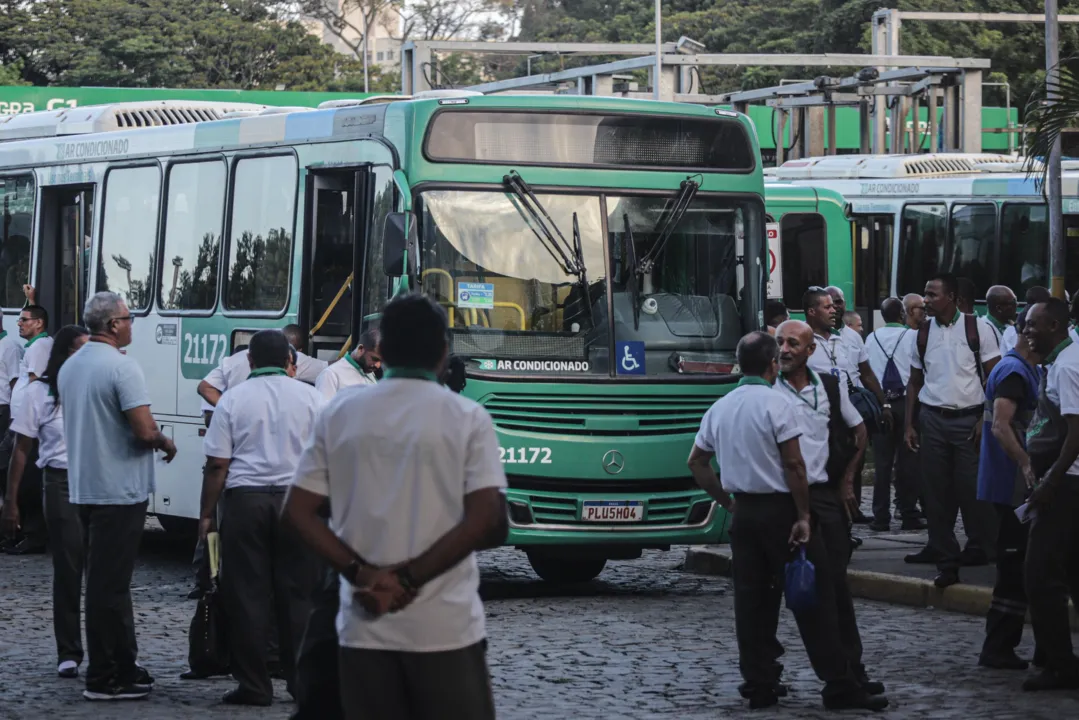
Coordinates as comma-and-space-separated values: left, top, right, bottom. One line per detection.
1, 523, 1076, 719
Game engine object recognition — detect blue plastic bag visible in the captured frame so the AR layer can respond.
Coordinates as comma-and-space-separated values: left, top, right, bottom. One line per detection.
784, 546, 817, 613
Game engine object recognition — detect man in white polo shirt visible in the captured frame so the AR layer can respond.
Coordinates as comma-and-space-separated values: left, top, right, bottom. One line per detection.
687, 331, 880, 712
0, 313, 23, 551
775, 321, 887, 708
314, 327, 381, 401
905, 273, 1001, 588
283, 325, 328, 385
283, 294, 506, 720
199, 329, 323, 707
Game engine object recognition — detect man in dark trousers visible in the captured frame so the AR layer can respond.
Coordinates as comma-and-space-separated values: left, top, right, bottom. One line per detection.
775, 320, 888, 704
905, 273, 1001, 588
688, 331, 885, 712
200, 330, 323, 706
976, 326, 1042, 670
1021, 299, 1079, 691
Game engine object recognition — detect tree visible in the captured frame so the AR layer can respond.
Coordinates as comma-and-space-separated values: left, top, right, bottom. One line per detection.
290, 0, 402, 91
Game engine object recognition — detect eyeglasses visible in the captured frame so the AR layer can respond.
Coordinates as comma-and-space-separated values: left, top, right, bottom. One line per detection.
110, 315, 134, 324
16, 316, 37, 324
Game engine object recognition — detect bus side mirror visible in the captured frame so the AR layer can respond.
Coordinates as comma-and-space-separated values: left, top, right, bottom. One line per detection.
383, 212, 417, 276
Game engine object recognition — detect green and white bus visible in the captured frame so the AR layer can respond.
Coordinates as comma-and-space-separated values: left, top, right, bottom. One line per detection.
0, 94, 767, 582
766, 153, 1079, 330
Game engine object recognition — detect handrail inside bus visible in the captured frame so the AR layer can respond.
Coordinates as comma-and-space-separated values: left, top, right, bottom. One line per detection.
310, 272, 354, 337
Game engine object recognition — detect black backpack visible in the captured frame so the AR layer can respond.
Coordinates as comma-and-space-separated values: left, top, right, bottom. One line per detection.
820, 373, 856, 487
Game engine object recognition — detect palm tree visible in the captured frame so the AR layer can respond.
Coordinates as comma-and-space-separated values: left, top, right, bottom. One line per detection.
112, 254, 133, 290
1023, 57, 1079, 187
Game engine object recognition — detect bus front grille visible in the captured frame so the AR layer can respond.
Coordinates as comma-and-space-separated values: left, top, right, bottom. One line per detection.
482, 393, 713, 436
527, 492, 699, 526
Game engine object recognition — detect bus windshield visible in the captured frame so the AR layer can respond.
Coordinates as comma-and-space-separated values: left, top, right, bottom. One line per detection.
418, 189, 755, 377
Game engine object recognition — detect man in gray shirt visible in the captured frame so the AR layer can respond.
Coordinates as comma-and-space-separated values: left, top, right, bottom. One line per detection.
58, 292, 176, 702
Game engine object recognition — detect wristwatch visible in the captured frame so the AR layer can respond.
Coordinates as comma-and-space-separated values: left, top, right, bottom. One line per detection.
394, 565, 420, 593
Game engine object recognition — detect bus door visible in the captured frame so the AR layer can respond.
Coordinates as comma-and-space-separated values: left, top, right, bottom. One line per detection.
36, 185, 94, 332
301, 168, 370, 362
853, 214, 894, 332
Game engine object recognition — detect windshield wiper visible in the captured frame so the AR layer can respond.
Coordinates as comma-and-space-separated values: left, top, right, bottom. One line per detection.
503, 171, 584, 278
623, 213, 642, 331
638, 177, 700, 275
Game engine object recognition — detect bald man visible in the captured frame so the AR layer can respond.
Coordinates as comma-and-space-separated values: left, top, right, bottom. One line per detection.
982, 286, 1017, 347
902, 294, 926, 330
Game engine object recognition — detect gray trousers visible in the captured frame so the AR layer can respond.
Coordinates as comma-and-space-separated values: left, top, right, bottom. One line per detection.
872, 398, 919, 524
43, 468, 84, 666
1026, 478, 1079, 674
919, 408, 999, 571
220, 488, 316, 702
338, 641, 496, 720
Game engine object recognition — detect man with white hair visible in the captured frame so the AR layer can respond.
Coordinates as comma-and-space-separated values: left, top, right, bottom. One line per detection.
59, 292, 177, 701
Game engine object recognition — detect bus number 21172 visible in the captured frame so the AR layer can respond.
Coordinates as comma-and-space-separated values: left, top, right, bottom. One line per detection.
499, 447, 552, 464
183, 333, 229, 366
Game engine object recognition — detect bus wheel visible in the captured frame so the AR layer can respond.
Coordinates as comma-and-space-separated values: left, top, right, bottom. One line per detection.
526, 552, 606, 584
156, 514, 197, 538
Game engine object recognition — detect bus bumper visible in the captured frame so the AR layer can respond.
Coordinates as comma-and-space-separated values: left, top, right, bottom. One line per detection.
503, 487, 730, 548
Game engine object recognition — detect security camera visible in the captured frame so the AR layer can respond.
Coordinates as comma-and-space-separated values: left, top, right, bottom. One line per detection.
642, 297, 659, 315
676, 36, 707, 55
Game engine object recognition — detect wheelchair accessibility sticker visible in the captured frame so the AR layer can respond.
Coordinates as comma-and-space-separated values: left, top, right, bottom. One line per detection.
616, 341, 646, 375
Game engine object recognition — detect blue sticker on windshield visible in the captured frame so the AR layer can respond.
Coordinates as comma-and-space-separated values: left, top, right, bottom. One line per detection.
458, 282, 494, 309
617, 341, 646, 375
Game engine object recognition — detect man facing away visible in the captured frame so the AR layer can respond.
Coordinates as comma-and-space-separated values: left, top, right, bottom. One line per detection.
775, 321, 888, 708
687, 331, 883, 712
199, 329, 323, 706
284, 294, 507, 720
1020, 299, 1079, 691
282, 324, 328, 385
314, 328, 381, 402
865, 298, 924, 532
976, 324, 1042, 671
904, 273, 1001, 588
0, 312, 24, 551
59, 292, 177, 701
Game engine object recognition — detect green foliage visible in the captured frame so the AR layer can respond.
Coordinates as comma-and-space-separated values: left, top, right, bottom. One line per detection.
226, 228, 292, 311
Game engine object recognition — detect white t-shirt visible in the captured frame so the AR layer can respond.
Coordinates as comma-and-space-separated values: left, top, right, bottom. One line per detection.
808, 331, 860, 387
11, 335, 53, 421
910, 312, 1001, 409
839, 326, 870, 387
295, 351, 328, 385
9, 380, 66, 469
203, 350, 251, 396
314, 356, 377, 402
866, 325, 914, 389
694, 379, 802, 494
1045, 341, 1079, 475
291, 377, 507, 652
204, 372, 323, 489
1000, 324, 1019, 355
0, 331, 24, 407
776, 371, 862, 485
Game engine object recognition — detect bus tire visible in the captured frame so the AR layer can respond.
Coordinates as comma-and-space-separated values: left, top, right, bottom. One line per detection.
156, 514, 198, 538
526, 552, 606, 584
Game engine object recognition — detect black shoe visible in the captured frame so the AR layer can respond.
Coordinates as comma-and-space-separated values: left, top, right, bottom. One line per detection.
905, 547, 942, 564
5, 538, 46, 555
57, 661, 79, 679
868, 520, 891, 532
223, 688, 273, 707
1022, 668, 1079, 691
268, 661, 284, 680
851, 510, 873, 525
83, 683, 151, 701
960, 548, 989, 567
979, 652, 1029, 670
1033, 649, 1047, 668
187, 587, 205, 600
180, 669, 210, 680
133, 666, 154, 687
900, 517, 928, 530
934, 569, 960, 589
823, 691, 889, 711
739, 681, 789, 699
748, 689, 780, 710
861, 679, 886, 695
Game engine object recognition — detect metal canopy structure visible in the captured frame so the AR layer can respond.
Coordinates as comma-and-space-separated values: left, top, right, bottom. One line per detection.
400, 39, 992, 158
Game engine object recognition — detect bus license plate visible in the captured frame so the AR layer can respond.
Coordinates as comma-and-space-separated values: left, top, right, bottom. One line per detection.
582, 501, 644, 522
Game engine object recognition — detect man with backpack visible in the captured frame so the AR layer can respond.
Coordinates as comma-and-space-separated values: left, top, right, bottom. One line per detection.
866, 298, 924, 532
904, 273, 1001, 588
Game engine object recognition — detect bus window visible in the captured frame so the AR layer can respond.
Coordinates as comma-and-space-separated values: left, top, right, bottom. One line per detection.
779, 213, 826, 310
97, 166, 161, 312
947, 204, 996, 299
1064, 216, 1079, 298
159, 161, 225, 312
853, 214, 894, 313
361, 166, 394, 323
224, 155, 297, 313
897, 204, 946, 295
1000, 204, 1048, 295
0, 175, 33, 309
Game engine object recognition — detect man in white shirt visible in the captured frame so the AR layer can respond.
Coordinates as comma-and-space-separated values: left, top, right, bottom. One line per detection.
314, 328, 381, 402
905, 273, 1001, 588
687, 331, 881, 712
865, 298, 923, 532
983, 285, 1017, 346
0, 314, 23, 552
199, 329, 323, 707
1001, 286, 1052, 355
283, 294, 506, 720
283, 325, 328, 385
1022, 298, 1079, 691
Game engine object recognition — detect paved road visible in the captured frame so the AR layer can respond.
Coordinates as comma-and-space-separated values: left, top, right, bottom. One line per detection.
0, 524, 1075, 719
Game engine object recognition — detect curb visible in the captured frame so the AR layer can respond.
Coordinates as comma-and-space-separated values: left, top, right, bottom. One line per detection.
684, 545, 1079, 628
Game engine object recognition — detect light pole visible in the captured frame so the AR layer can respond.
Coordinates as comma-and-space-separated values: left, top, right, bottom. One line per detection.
654, 0, 662, 100
1048, 0, 1064, 299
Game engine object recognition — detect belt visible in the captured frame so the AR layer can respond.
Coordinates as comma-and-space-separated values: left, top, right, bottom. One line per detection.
224, 485, 289, 495
923, 404, 982, 419
731, 491, 791, 500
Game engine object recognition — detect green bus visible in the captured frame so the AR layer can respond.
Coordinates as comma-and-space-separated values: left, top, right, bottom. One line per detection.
0, 94, 767, 582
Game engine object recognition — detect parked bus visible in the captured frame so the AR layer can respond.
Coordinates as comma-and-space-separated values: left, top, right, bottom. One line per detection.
765, 153, 1079, 330
0, 95, 767, 582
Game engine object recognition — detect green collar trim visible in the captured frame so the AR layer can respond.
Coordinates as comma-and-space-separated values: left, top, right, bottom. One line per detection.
936, 309, 962, 328
383, 367, 438, 382
830, 327, 842, 336
736, 376, 773, 389
24, 332, 47, 348
249, 367, 289, 378
988, 315, 1008, 332
1046, 337, 1074, 366
344, 353, 364, 373
884, 323, 906, 328
0, 331, 7, 341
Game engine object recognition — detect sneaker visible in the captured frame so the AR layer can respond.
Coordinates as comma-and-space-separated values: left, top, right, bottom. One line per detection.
4, 537, 47, 555
133, 665, 154, 687
83, 683, 151, 701
868, 520, 891, 532
57, 661, 79, 679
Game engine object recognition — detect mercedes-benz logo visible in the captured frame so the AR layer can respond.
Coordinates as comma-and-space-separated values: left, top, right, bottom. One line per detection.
602, 450, 625, 475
